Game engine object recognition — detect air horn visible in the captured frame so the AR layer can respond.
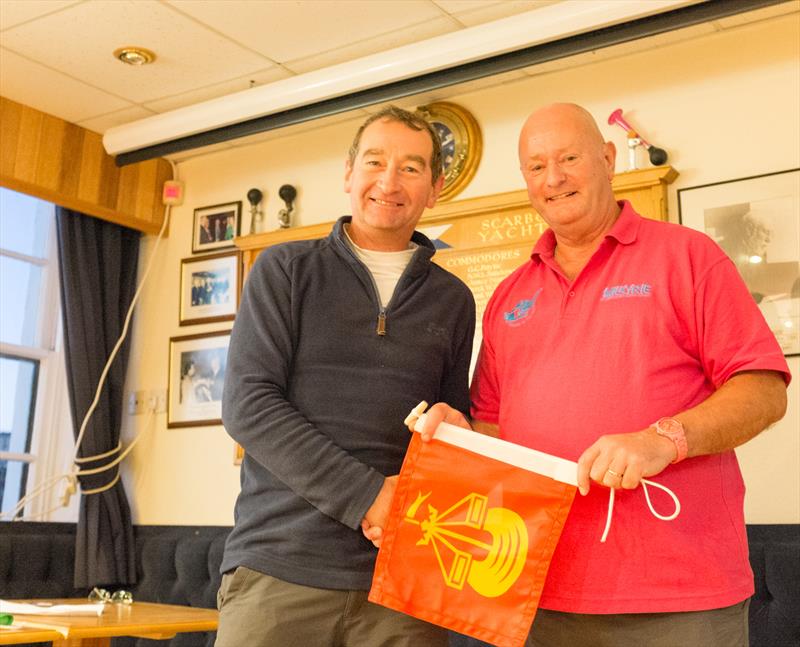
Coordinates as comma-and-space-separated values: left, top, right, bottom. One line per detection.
277, 184, 297, 229
607, 108, 668, 170
247, 187, 263, 234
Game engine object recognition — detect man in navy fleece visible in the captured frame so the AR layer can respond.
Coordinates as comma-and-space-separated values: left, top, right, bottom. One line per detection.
215, 105, 475, 647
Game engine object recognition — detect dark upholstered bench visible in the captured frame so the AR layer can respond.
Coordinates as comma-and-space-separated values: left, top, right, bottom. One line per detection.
1, 522, 797, 646
0, 522, 230, 647
747, 524, 800, 647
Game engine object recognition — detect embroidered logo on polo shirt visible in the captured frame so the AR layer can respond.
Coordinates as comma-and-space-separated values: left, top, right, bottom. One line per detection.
600, 283, 652, 300
503, 289, 542, 326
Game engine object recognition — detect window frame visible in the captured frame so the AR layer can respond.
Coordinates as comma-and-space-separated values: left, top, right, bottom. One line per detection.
0, 196, 76, 521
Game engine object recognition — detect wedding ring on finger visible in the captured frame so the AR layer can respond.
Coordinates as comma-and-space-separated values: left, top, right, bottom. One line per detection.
606, 468, 623, 479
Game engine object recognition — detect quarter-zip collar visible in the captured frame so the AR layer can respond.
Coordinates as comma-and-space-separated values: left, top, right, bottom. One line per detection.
331, 216, 435, 276
330, 216, 436, 335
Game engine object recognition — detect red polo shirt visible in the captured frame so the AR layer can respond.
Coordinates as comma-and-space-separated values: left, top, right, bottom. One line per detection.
471, 201, 791, 613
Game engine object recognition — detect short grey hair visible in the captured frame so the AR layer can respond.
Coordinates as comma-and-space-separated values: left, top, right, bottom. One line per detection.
347, 105, 443, 185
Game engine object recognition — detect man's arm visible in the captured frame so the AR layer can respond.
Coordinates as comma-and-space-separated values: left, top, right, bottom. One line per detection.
676, 370, 788, 455
577, 369, 788, 495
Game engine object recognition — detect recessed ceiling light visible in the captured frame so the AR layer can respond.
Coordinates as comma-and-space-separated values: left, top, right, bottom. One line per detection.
113, 47, 156, 66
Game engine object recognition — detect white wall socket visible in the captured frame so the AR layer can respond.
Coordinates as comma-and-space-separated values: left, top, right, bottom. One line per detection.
128, 389, 167, 415
127, 390, 146, 415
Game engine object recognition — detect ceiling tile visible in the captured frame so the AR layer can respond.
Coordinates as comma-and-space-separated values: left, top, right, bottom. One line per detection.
0, 47, 132, 123
446, 0, 559, 27
0, 0, 787, 152
167, 0, 446, 63
284, 15, 458, 75
1, 0, 273, 103
144, 67, 294, 114
77, 105, 158, 134
433, 0, 501, 12
0, 0, 79, 31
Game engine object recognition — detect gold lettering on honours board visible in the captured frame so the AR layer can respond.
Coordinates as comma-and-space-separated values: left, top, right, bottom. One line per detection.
477, 212, 547, 243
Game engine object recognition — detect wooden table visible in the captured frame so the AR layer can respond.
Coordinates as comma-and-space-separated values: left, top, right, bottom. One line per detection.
0, 599, 219, 646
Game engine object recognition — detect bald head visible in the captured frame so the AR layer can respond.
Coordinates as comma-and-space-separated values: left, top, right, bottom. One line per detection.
519, 103, 606, 158
517, 102, 619, 236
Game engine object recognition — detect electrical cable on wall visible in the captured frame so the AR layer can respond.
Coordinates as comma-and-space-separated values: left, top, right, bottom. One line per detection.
0, 162, 180, 520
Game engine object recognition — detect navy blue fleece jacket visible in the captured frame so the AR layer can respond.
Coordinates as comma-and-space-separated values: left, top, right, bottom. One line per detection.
220, 216, 475, 590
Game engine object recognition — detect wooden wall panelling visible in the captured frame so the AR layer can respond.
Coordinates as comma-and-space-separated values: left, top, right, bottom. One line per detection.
0, 97, 171, 235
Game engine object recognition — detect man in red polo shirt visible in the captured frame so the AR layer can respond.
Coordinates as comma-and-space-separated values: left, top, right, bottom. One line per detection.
412, 103, 790, 647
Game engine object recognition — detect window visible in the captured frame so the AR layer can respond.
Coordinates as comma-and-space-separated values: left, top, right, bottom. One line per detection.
0, 187, 71, 520
0, 355, 39, 509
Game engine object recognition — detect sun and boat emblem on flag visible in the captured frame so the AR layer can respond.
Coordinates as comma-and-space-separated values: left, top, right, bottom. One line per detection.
403, 490, 529, 598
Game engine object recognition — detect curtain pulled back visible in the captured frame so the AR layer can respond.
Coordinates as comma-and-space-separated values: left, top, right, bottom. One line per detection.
56, 207, 139, 588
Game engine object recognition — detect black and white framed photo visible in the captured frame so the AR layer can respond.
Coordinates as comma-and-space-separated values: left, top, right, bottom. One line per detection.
179, 251, 240, 326
678, 168, 799, 356
167, 330, 230, 428
192, 201, 241, 253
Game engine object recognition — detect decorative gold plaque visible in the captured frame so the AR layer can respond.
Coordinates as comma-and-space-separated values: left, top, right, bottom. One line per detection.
417, 102, 482, 202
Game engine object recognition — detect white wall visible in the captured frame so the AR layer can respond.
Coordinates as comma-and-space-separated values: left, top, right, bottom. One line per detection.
121, 13, 800, 526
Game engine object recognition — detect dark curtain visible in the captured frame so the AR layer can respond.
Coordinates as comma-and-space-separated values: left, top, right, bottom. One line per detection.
55, 207, 140, 588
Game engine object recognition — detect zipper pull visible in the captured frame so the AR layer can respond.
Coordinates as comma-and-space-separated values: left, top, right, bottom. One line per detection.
376, 310, 387, 336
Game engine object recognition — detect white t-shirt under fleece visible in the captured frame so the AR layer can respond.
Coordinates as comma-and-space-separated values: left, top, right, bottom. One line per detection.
343, 225, 417, 307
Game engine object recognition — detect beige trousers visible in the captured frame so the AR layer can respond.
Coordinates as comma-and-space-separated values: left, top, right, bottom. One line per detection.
214, 565, 448, 647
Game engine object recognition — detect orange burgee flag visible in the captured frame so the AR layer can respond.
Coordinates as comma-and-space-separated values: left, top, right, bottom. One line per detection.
369, 418, 577, 647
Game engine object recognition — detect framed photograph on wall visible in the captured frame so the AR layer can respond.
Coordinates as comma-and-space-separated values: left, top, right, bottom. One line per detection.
678, 168, 799, 356
179, 252, 240, 326
168, 330, 230, 428
192, 201, 241, 253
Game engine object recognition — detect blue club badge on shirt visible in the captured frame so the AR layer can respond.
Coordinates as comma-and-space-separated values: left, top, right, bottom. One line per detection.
503, 289, 543, 326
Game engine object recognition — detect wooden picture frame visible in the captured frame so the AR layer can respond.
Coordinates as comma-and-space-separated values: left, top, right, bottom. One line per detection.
167, 330, 230, 427
678, 168, 799, 356
192, 201, 241, 254
179, 251, 240, 326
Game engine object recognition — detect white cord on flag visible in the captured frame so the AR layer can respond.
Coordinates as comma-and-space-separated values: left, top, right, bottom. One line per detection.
600, 478, 681, 543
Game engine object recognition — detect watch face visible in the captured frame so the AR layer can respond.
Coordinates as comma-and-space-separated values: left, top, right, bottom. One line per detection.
417, 102, 482, 202
657, 418, 682, 435
655, 417, 688, 463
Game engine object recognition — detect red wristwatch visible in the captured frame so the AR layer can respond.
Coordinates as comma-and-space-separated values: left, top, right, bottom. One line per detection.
652, 417, 688, 464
